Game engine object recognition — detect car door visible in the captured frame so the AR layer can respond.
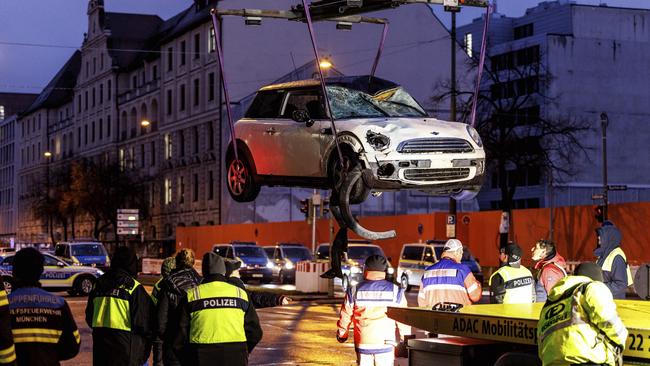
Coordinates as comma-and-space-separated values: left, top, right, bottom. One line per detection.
267, 88, 327, 177
41, 255, 71, 289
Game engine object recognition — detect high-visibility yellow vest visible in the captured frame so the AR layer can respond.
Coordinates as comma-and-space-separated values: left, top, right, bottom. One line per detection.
489, 265, 535, 304
0, 289, 15, 364
186, 281, 249, 344
538, 276, 628, 366
0, 290, 7, 308
91, 279, 141, 331
602, 247, 634, 286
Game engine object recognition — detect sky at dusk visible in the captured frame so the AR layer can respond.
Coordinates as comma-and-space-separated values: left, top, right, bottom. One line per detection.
0, 0, 648, 94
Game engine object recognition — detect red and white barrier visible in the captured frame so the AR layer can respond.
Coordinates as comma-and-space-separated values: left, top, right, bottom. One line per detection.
295, 261, 330, 293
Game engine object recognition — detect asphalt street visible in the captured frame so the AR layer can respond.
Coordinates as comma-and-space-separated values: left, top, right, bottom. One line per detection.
61, 285, 421, 366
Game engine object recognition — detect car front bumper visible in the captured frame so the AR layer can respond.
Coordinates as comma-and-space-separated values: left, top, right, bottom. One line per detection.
240, 267, 273, 282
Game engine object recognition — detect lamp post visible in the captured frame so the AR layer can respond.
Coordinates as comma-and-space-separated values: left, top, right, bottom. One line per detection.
43, 151, 53, 244
600, 112, 609, 221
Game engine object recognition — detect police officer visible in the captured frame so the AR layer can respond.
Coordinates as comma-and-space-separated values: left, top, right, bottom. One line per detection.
337, 255, 410, 366
489, 243, 535, 304
538, 262, 627, 366
156, 249, 201, 366
225, 258, 291, 308
152, 256, 177, 366
418, 239, 482, 307
85, 246, 154, 366
173, 253, 262, 366
595, 221, 633, 299
0, 284, 14, 365
8, 248, 80, 365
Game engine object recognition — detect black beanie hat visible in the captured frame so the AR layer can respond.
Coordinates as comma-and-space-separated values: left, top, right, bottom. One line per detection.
111, 246, 138, 276
575, 262, 604, 282
202, 252, 227, 276
365, 255, 388, 271
506, 243, 522, 263
13, 247, 44, 287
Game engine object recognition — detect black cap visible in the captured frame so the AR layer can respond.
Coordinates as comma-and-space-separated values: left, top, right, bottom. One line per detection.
112, 246, 138, 277
575, 262, 604, 282
13, 248, 44, 287
202, 252, 226, 276
365, 255, 388, 271
506, 243, 522, 263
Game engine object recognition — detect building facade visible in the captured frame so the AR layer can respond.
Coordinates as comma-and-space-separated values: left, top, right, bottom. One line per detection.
458, 0, 650, 210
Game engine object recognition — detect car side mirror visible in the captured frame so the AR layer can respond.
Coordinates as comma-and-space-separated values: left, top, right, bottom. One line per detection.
292, 109, 315, 127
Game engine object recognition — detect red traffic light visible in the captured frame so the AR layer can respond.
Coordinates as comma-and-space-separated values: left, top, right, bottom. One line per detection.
594, 205, 604, 223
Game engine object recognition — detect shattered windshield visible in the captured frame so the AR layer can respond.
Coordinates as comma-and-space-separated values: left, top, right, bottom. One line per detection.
327, 86, 427, 119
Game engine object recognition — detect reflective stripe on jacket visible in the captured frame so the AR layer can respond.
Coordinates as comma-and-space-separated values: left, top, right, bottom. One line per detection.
537, 276, 627, 366
186, 280, 249, 344
489, 265, 535, 304
91, 279, 141, 331
337, 274, 410, 354
602, 247, 633, 287
417, 257, 482, 307
0, 290, 15, 365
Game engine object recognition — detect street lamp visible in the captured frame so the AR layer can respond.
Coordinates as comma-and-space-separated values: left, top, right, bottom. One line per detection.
43, 151, 52, 158
319, 59, 333, 69
140, 120, 151, 128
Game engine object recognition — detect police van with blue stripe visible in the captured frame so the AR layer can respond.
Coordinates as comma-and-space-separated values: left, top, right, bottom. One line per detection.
0, 252, 103, 296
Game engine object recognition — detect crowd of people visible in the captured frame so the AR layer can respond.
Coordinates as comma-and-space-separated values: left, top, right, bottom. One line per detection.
0, 220, 634, 366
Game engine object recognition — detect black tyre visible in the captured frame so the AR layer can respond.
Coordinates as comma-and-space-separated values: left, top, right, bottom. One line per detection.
329, 155, 370, 205
2, 277, 13, 295
400, 275, 411, 292
74, 276, 95, 297
226, 148, 260, 203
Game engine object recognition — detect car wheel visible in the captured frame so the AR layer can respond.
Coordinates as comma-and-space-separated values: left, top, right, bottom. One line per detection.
75, 276, 95, 297
2, 277, 13, 295
400, 275, 411, 292
330, 155, 370, 205
226, 149, 260, 203
341, 275, 350, 292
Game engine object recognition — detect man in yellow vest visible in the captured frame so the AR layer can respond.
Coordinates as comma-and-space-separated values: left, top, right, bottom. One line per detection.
595, 222, 633, 299
0, 284, 14, 365
85, 246, 154, 366
489, 243, 535, 304
172, 253, 262, 366
538, 262, 627, 366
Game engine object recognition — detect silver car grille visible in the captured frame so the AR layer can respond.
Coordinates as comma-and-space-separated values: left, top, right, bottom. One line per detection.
403, 168, 470, 181
397, 138, 473, 154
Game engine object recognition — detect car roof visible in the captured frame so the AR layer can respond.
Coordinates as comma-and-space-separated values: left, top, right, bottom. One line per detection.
278, 243, 306, 247
58, 242, 102, 245
259, 75, 400, 95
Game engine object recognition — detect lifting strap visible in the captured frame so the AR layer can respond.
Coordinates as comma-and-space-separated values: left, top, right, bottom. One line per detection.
470, 3, 493, 127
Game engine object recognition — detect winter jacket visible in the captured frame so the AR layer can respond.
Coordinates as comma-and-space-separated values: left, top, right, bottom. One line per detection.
172, 274, 263, 366
337, 271, 411, 355
595, 224, 633, 299
8, 287, 80, 366
489, 264, 535, 304
85, 269, 155, 366
534, 252, 567, 302
418, 256, 482, 307
156, 268, 201, 366
0, 289, 14, 365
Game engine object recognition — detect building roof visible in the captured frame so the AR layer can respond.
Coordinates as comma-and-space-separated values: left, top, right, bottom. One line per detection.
103, 12, 163, 69
22, 51, 81, 116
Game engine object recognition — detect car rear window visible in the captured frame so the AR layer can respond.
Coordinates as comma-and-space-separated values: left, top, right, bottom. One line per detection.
316, 245, 329, 260
245, 90, 284, 118
235, 246, 267, 258
283, 247, 312, 261
401, 246, 423, 261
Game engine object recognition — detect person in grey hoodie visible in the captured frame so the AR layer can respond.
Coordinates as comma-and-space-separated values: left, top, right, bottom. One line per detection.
595, 221, 633, 299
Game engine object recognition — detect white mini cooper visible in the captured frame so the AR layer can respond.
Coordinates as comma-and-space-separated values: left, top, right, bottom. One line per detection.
226, 76, 485, 203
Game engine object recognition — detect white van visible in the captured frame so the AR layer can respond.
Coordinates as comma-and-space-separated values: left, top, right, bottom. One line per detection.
396, 243, 438, 291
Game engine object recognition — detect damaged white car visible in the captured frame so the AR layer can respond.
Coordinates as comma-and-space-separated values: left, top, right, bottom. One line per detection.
226, 76, 485, 203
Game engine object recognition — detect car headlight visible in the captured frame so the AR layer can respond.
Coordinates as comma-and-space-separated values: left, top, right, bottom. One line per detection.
266, 261, 275, 269
466, 125, 482, 147
387, 267, 395, 275
284, 260, 294, 269
366, 130, 390, 151
350, 266, 362, 274
96, 269, 104, 276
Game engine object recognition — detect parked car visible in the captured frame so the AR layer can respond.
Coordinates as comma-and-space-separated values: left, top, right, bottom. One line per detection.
428, 240, 484, 285
263, 243, 313, 284
225, 75, 485, 204
317, 241, 395, 290
54, 241, 110, 270
0, 252, 103, 296
396, 243, 438, 291
212, 242, 273, 284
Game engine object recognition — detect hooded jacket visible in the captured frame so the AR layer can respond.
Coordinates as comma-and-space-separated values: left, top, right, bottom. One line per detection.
534, 251, 567, 302
595, 225, 632, 299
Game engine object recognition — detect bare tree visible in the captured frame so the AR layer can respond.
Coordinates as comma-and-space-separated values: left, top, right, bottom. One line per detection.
433, 48, 591, 247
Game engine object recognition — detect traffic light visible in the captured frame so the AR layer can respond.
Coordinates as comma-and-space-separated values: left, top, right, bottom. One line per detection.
321, 198, 330, 217
595, 205, 604, 223
300, 199, 310, 218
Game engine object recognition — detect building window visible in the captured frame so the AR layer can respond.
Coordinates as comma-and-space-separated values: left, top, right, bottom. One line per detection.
193, 173, 198, 202
514, 23, 534, 40
179, 130, 185, 157
150, 141, 156, 166
209, 27, 216, 53
167, 47, 173, 71
193, 79, 200, 107
108, 80, 112, 100
92, 88, 96, 107
180, 41, 186, 66
167, 89, 173, 115
464, 33, 473, 58
77, 127, 81, 147
207, 122, 214, 150
132, 75, 138, 89
84, 125, 88, 145
98, 119, 103, 140
107, 115, 111, 137
194, 33, 200, 59
85, 91, 88, 110
128, 147, 135, 169
164, 178, 172, 204
99, 84, 104, 104
208, 170, 214, 200
179, 176, 185, 204
140, 144, 145, 167
149, 183, 156, 208
179, 84, 186, 111
91, 121, 96, 143
93, 57, 96, 74
119, 148, 125, 171
193, 126, 199, 154
152, 65, 158, 80
164, 133, 172, 160
77, 95, 81, 113
208, 72, 215, 101
0, 106, 4, 121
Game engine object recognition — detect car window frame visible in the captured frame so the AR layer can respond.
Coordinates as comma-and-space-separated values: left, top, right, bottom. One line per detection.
401, 245, 424, 261
279, 88, 327, 121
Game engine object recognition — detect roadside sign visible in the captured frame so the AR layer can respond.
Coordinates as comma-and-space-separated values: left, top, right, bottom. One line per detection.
117, 214, 138, 221
608, 185, 628, 191
117, 221, 139, 228
592, 194, 604, 200
117, 209, 139, 214
446, 214, 456, 238
117, 228, 139, 235
117, 208, 139, 236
